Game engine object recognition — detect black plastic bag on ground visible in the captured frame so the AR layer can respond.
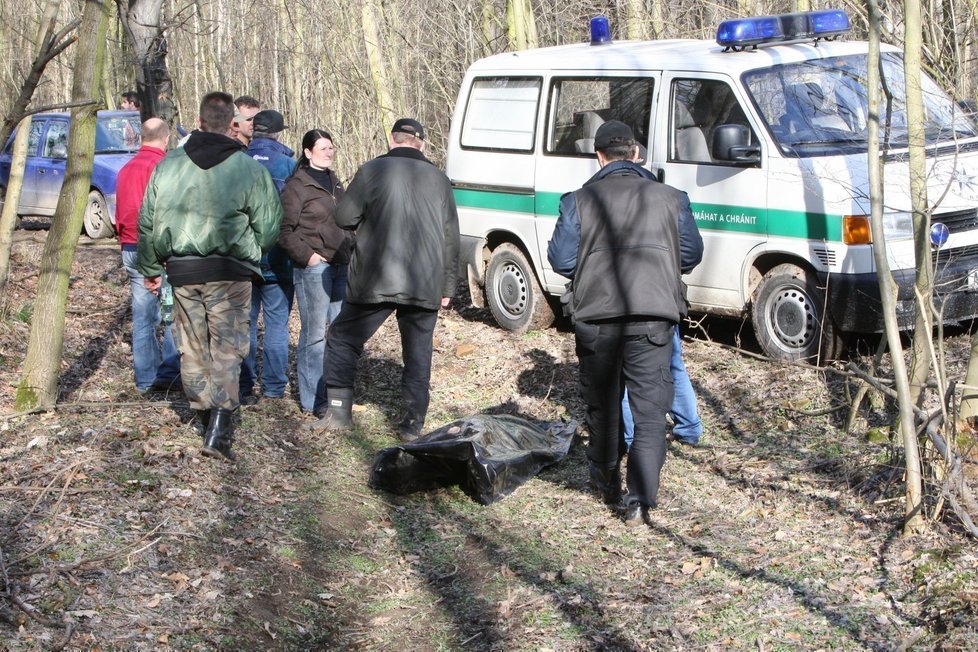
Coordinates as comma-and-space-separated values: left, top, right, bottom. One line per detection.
369, 414, 577, 505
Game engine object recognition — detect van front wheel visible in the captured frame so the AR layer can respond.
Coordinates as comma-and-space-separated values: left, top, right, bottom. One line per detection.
83, 190, 114, 239
751, 263, 841, 362
485, 243, 554, 334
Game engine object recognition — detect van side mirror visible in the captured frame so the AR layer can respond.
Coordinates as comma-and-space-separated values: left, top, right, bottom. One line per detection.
50, 143, 68, 159
712, 124, 760, 165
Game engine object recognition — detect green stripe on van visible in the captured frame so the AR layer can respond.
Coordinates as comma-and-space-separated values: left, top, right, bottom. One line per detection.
453, 188, 845, 242
453, 188, 536, 213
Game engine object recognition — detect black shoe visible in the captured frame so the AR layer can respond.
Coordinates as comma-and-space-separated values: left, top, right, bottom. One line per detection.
666, 432, 703, 447
396, 422, 423, 443
396, 412, 425, 443
240, 394, 259, 406
191, 409, 211, 436
202, 408, 236, 461
589, 462, 622, 505
624, 503, 650, 527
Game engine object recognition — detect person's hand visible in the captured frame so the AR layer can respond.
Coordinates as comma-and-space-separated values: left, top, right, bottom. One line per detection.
144, 276, 162, 294
441, 296, 451, 309
307, 253, 325, 267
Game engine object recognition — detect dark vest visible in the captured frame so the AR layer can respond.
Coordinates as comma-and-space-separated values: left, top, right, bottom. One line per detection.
571, 173, 685, 324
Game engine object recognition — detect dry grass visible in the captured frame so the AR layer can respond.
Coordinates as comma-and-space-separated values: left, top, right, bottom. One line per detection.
1, 237, 977, 650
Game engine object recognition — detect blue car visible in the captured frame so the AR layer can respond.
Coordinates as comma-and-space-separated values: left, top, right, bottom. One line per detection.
0, 110, 141, 238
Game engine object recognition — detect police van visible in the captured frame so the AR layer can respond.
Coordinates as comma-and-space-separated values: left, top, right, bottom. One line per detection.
446, 10, 978, 360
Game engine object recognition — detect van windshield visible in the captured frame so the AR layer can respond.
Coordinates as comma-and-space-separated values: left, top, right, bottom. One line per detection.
743, 53, 978, 156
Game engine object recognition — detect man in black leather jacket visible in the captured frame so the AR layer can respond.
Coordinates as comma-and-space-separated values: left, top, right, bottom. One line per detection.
305, 118, 460, 442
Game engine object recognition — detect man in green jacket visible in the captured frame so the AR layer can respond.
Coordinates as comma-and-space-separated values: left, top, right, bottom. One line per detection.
137, 91, 283, 461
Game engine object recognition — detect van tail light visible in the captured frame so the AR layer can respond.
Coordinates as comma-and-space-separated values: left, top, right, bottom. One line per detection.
843, 215, 871, 245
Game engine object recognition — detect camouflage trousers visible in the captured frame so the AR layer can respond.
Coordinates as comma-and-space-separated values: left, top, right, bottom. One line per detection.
172, 281, 251, 411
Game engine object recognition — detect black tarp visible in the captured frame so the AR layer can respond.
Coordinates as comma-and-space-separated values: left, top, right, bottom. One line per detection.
369, 414, 577, 505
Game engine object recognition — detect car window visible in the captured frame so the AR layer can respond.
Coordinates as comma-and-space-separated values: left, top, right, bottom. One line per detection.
96, 115, 141, 152
547, 77, 654, 156
42, 121, 69, 159
670, 79, 757, 164
3, 120, 44, 156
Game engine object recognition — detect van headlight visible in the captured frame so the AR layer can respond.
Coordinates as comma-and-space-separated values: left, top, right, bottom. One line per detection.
881, 212, 914, 241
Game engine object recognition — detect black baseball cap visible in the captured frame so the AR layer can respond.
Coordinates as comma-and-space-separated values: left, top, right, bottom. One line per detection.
253, 109, 288, 134
594, 120, 635, 150
391, 118, 425, 140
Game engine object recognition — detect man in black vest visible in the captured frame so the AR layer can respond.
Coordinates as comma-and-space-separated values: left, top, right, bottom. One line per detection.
547, 120, 703, 525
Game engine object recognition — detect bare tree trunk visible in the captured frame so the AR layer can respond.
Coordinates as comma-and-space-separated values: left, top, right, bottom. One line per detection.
0, 117, 32, 296
506, 0, 538, 51
362, 0, 397, 132
117, 0, 177, 123
14, 0, 110, 411
649, 0, 665, 39
902, 0, 929, 534
623, 0, 650, 40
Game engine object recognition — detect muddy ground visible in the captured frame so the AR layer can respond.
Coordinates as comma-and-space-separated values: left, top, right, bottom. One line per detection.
1, 232, 977, 651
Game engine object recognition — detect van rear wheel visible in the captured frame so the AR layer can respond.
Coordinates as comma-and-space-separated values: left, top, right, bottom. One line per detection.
485, 243, 554, 334
751, 263, 842, 362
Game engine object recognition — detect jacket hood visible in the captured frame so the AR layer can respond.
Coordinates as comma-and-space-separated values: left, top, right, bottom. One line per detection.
184, 131, 246, 170
584, 160, 654, 187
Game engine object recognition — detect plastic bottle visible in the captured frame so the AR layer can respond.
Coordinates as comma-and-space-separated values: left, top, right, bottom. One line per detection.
160, 282, 174, 325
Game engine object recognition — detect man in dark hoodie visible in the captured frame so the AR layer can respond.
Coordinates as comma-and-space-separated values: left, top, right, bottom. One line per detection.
137, 91, 283, 461
547, 121, 703, 527
304, 118, 460, 442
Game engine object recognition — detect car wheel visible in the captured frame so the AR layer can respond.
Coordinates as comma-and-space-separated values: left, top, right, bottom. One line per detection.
751, 263, 842, 362
83, 190, 114, 239
485, 243, 554, 334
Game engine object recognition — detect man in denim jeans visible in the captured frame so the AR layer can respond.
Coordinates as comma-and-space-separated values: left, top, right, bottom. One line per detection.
115, 118, 180, 394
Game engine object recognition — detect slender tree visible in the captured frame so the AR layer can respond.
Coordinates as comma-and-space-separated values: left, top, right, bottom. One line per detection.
900, 0, 929, 533
0, 116, 31, 296
14, 0, 110, 410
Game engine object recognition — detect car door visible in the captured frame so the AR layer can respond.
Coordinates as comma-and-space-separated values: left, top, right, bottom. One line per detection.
655, 74, 769, 314
1, 118, 45, 212
34, 119, 69, 215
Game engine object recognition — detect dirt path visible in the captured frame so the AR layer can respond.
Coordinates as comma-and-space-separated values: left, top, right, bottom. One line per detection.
1, 238, 976, 650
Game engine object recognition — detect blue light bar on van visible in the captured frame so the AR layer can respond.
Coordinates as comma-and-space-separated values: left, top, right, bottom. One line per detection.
716, 9, 850, 50
590, 16, 612, 45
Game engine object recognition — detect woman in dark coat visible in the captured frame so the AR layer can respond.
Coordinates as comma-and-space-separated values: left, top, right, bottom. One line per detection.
278, 129, 351, 413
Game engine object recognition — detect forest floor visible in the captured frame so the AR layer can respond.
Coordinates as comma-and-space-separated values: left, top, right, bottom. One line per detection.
1, 230, 977, 651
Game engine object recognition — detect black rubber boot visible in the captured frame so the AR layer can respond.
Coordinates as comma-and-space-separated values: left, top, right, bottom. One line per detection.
201, 408, 236, 461
302, 388, 354, 433
191, 409, 212, 437
589, 461, 622, 505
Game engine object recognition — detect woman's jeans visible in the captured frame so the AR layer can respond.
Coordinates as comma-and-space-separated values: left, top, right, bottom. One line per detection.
293, 262, 348, 412
122, 249, 180, 391
623, 326, 702, 446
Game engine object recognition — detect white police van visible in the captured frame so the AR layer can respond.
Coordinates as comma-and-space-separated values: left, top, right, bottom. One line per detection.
446, 10, 978, 360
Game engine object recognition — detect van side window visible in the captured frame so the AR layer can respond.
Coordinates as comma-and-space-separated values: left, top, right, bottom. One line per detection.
42, 121, 69, 159
671, 79, 756, 164
461, 77, 541, 152
547, 77, 653, 155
